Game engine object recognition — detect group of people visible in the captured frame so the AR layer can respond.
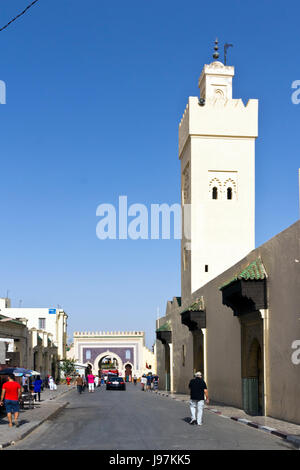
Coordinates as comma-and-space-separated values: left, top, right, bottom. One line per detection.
140, 374, 159, 391
21, 374, 56, 393
74, 373, 102, 394
0, 373, 51, 428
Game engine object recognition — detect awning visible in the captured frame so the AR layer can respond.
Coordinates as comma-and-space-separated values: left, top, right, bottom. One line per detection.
156, 321, 172, 344
219, 258, 268, 316
180, 297, 206, 331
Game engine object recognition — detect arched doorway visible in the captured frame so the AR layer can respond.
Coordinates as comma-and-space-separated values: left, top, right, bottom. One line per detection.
240, 312, 264, 416
247, 338, 263, 414
94, 351, 123, 377
125, 363, 132, 382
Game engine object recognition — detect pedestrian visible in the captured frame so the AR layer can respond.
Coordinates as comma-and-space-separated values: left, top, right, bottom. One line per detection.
146, 374, 152, 391
153, 375, 159, 390
133, 375, 137, 386
0, 374, 22, 428
81, 375, 86, 391
188, 372, 209, 426
141, 375, 147, 391
75, 375, 84, 394
87, 372, 95, 392
66, 376, 71, 386
94, 375, 99, 388
49, 376, 55, 391
33, 375, 43, 402
22, 375, 28, 393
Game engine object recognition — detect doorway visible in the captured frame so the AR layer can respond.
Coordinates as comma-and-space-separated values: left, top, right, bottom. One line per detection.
193, 330, 204, 375
240, 312, 264, 415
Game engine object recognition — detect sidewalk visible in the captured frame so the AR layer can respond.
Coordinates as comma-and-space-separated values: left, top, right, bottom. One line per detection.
0, 384, 74, 449
149, 390, 300, 450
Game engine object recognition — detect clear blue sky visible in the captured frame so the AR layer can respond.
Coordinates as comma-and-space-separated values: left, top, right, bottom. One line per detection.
0, 1, 299, 348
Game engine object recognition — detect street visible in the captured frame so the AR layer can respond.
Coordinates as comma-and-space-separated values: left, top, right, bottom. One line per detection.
7, 384, 294, 450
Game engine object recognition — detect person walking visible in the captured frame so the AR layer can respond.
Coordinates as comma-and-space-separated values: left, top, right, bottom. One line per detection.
140, 375, 147, 391
33, 375, 43, 402
188, 372, 209, 426
22, 375, 28, 393
49, 376, 55, 391
81, 375, 87, 391
0, 375, 22, 428
87, 373, 95, 392
75, 375, 84, 394
146, 374, 152, 391
133, 375, 137, 386
94, 375, 99, 388
153, 375, 159, 390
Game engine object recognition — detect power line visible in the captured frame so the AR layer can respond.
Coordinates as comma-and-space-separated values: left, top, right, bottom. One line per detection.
0, 0, 40, 33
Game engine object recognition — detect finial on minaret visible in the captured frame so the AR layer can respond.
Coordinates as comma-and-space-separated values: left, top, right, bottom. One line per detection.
213, 38, 219, 60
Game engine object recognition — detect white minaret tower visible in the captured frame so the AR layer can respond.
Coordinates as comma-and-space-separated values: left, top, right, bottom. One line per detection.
180, 39, 258, 297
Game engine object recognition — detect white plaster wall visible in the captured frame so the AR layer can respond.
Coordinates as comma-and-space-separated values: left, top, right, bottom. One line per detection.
190, 135, 255, 292
0, 307, 67, 360
179, 93, 258, 297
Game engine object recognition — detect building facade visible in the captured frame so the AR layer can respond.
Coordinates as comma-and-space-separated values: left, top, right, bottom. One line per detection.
0, 314, 29, 368
0, 298, 68, 361
156, 48, 300, 424
0, 312, 58, 379
180, 59, 257, 296
68, 331, 156, 378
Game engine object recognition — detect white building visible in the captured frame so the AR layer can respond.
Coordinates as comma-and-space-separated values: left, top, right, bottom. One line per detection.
68, 331, 156, 378
180, 51, 258, 296
0, 298, 68, 361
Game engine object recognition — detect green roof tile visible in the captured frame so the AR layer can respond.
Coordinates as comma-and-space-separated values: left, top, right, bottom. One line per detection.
156, 321, 172, 332
181, 297, 205, 314
219, 257, 266, 290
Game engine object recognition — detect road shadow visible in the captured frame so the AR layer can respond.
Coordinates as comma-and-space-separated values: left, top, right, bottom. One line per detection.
182, 417, 193, 424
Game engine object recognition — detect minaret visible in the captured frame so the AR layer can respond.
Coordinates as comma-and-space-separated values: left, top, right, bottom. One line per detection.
180, 40, 258, 297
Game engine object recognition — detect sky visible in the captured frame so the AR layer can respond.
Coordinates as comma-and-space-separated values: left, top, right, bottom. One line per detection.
0, 0, 299, 348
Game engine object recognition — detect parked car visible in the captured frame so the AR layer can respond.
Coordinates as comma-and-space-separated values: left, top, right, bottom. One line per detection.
106, 376, 126, 390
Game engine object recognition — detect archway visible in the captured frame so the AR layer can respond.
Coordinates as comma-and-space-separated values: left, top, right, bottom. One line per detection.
94, 351, 124, 377
248, 338, 263, 414
124, 363, 133, 382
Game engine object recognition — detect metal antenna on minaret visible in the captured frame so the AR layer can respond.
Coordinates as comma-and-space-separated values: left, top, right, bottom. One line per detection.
213, 38, 220, 60
224, 43, 233, 65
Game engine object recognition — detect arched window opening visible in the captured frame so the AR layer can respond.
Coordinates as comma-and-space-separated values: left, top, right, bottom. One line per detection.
227, 187, 233, 200
212, 187, 218, 200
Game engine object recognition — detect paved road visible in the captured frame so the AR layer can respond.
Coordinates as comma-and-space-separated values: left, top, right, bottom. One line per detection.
7, 384, 294, 450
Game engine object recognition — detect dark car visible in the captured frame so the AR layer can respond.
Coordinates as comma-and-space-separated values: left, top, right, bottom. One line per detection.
106, 376, 126, 390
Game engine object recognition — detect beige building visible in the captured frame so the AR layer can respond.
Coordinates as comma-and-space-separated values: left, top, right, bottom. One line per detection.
0, 298, 68, 361
0, 314, 29, 368
156, 45, 300, 424
68, 331, 156, 378
0, 311, 58, 379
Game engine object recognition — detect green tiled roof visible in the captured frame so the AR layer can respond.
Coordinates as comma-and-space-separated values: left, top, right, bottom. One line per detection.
156, 321, 171, 332
219, 257, 266, 290
0, 314, 25, 326
181, 297, 205, 313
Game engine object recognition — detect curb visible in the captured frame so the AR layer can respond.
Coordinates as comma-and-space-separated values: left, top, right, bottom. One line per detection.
0, 402, 69, 449
151, 390, 300, 450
